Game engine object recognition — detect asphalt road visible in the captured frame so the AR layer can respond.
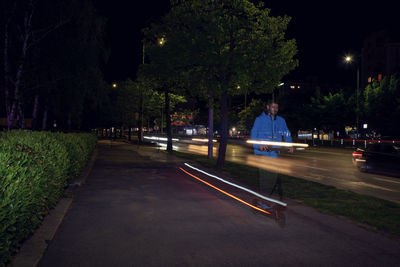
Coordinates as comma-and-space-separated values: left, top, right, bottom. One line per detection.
169, 141, 400, 204
39, 141, 400, 266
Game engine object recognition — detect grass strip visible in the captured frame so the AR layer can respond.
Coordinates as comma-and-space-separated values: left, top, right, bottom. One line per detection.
172, 150, 400, 237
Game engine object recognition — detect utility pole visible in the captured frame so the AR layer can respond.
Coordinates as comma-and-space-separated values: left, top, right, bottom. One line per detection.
356, 66, 360, 138
208, 90, 213, 159
138, 42, 145, 143
344, 54, 360, 138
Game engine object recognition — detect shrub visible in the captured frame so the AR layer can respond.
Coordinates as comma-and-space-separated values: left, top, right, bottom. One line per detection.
0, 130, 97, 265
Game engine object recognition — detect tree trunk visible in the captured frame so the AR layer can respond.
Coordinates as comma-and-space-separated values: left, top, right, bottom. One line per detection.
42, 107, 48, 131
8, 7, 31, 129
165, 89, 172, 152
32, 94, 39, 130
17, 99, 25, 129
217, 91, 228, 169
208, 90, 213, 159
138, 90, 143, 144
8, 61, 25, 129
3, 19, 11, 126
161, 107, 163, 135
7, 102, 16, 129
68, 113, 72, 131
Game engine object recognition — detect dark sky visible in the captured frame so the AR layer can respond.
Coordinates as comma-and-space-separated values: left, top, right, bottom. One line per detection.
95, 0, 398, 88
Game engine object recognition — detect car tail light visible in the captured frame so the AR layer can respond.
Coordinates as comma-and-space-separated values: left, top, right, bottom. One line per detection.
352, 151, 363, 158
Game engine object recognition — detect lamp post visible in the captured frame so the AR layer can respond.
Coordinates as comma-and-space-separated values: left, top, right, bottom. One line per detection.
345, 55, 360, 138
273, 82, 284, 103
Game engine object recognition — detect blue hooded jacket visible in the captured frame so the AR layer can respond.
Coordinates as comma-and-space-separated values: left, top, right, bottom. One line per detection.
250, 112, 292, 157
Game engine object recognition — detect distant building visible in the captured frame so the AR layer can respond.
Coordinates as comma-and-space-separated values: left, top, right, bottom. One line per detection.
277, 79, 336, 97
361, 30, 400, 88
277, 82, 304, 97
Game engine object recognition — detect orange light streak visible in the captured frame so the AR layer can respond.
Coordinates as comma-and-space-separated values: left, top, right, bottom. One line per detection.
179, 167, 271, 215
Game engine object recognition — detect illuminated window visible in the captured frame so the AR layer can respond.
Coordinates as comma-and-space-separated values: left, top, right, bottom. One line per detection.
368, 77, 372, 83
378, 74, 382, 82
290, 85, 295, 89
297, 86, 301, 88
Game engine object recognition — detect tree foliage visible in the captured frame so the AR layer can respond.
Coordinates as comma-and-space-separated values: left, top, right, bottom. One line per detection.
363, 75, 400, 136
308, 89, 354, 131
104, 77, 186, 133
237, 98, 266, 133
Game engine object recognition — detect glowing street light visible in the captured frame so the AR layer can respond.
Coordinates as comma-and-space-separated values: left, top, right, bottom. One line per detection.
158, 37, 166, 46
112, 83, 117, 88
344, 55, 352, 63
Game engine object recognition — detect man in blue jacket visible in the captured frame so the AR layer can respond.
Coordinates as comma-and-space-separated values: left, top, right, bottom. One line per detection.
251, 101, 293, 158
251, 101, 292, 200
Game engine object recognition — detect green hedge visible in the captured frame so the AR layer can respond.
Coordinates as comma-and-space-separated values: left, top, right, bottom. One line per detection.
0, 131, 97, 265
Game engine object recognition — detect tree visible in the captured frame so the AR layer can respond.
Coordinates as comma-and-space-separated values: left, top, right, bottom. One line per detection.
0, 0, 108, 131
144, 0, 297, 167
363, 75, 400, 136
114, 79, 140, 128
39, 0, 108, 130
139, 33, 189, 151
1, 0, 69, 129
319, 91, 353, 131
108, 74, 186, 142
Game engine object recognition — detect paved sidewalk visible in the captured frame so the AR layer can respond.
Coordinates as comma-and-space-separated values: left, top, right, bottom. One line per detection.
34, 141, 399, 266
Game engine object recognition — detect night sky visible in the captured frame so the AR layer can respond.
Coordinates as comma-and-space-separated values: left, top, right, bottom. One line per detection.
95, 0, 398, 88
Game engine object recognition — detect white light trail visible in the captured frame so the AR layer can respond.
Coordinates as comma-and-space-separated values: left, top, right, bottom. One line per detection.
247, 140, 309, 148
156, 143, 179, 150
144, 136, 179, 142
192, 138, 217, 142
184, 163, 287, 207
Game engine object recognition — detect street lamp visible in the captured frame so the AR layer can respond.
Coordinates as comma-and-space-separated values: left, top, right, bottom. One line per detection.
344, 54, 360, 138
112, 82, 117, 88
158, 37, 166, 46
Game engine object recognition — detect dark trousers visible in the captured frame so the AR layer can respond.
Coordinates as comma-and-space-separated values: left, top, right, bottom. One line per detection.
258, 168, 282, 199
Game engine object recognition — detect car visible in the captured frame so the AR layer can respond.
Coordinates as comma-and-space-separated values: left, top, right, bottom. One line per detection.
352, 143, 400, 177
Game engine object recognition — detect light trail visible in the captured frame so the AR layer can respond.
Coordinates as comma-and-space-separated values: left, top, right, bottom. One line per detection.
156, 143, 179, 150
192, 138, 217, 142
184, 163, 287, 207
144, 136, 179, 142
179, 168, 271, 215
246, 140, 309, 148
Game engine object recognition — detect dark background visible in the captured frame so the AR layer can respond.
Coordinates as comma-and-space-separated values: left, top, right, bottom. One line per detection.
95, 0, 399, 88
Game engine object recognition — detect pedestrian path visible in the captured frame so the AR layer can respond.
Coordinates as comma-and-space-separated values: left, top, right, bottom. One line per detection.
32, 141, 400, 266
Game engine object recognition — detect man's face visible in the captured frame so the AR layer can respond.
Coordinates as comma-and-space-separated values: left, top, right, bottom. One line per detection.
267, 103, 279, 117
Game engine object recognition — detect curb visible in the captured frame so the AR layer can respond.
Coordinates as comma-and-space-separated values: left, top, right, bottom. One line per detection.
8, 147, 98, 267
